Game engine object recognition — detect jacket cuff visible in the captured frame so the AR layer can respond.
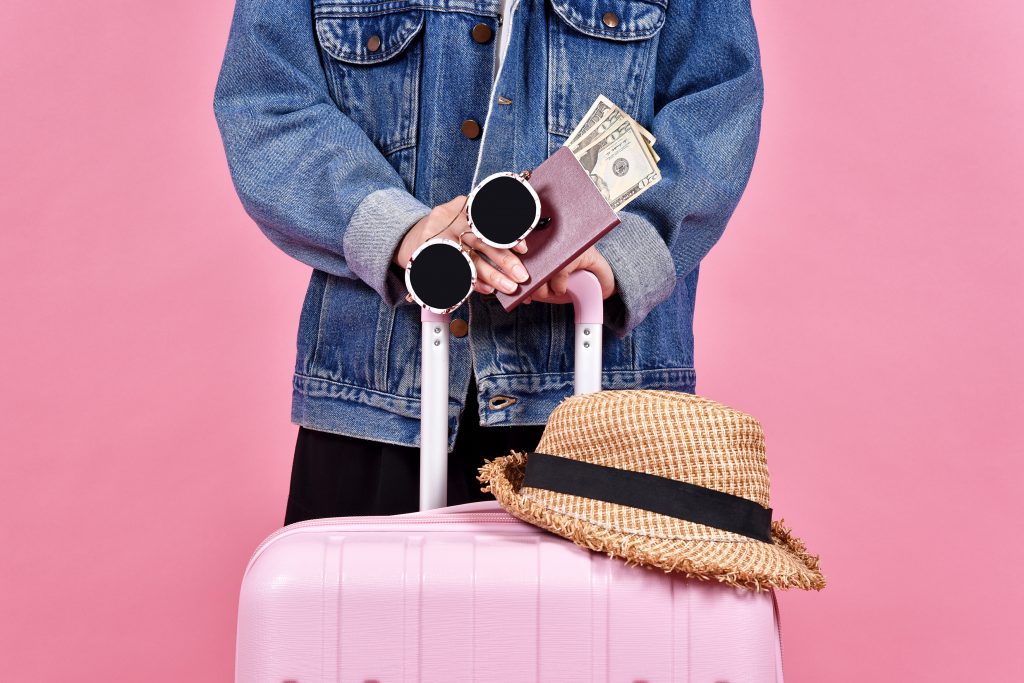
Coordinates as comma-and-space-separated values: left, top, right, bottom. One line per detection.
595, 209, 677, 337
343, 188, 432, 305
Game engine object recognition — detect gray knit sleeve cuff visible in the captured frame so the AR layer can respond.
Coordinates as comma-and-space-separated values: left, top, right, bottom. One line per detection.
343, 187, 432, 305
595, 209, 677, 337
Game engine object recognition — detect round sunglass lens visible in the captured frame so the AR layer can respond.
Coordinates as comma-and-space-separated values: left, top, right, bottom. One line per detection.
469, 175, 538, 246
408, 242, 473, 311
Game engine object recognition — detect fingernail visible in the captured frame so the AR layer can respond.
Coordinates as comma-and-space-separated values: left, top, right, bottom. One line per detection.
500, 278, 518, 293
512, 264, 528, 282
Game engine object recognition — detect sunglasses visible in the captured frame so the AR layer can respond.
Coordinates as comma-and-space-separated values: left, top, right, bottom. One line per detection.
466, 171, 543, 248
404, 237, 477, 315
405, 171, 547, 314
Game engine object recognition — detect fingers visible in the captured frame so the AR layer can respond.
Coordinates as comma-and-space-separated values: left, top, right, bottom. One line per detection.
550, 269, 571, 297
460, 232, 529, 283
473, 242, 529, 284
469, 244, 613, 304
474, 279, 496, 295
528, 283, 571, 305
549, 253, 585, 297
581, 247, 616, 299
472, 253, 519, 295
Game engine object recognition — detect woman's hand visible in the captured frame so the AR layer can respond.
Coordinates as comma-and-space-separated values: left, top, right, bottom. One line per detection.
393, 195, 529, 295
524, 246, 616, 305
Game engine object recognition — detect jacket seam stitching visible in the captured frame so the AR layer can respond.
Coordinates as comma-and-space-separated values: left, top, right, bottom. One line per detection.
478, 367, 696, 381
311, 277, 332, 369
295, 372, 424, 405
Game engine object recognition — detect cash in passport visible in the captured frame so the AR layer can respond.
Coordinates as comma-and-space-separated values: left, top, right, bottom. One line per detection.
564, 95, 661, 211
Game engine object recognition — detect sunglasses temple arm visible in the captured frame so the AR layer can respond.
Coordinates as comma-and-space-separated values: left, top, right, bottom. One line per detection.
420, 307, 450, 511
565, 270, 604, 396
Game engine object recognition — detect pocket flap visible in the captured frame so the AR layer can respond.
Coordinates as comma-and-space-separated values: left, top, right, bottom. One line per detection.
315, 9, 425, 65
549, 0, 666, 41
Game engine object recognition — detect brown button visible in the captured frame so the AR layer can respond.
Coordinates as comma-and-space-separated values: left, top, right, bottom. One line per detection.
461, 119, 481, 139
450, 319, 469, 337
366, 34, 382, 52
471, 23, 493, 44
602, 11, 620, 28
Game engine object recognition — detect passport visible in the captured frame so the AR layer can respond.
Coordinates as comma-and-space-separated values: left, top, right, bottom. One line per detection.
495, 147, 620, 311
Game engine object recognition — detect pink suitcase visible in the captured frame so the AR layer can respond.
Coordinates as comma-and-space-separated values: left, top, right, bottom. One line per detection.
236, 272, 785, 682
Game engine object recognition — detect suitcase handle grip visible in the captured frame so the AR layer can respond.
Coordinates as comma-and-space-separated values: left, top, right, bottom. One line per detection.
419, 272, 602, 323
564, 270, 604, 325
566, 271, 603, 395
420, 309, 448, 323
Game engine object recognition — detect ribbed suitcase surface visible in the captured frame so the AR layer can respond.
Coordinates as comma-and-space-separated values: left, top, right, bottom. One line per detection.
236, 502, 784, 682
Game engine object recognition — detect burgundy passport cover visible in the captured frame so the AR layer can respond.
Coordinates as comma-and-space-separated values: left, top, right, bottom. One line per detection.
496, 146, 620, 311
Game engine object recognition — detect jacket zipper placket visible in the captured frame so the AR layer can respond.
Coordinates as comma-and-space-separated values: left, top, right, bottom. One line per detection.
469, 0, 520, 187
466, 0, 519, 416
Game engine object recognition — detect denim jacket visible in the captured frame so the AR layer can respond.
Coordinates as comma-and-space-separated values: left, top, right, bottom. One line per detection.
213, 0, 763, 448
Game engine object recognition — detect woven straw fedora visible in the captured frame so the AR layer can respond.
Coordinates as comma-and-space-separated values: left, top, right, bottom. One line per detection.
479, 390, 825, 591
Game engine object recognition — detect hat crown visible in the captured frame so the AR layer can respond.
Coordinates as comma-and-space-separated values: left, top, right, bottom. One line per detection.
536, 390, 771, 507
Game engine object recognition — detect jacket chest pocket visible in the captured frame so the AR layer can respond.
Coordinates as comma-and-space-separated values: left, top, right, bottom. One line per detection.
546, 0, 666, 155
314, 2, 425, 188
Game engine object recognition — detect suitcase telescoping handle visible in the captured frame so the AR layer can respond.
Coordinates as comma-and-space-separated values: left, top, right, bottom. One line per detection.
419, 270, 604, 511
419, 306, 450, 511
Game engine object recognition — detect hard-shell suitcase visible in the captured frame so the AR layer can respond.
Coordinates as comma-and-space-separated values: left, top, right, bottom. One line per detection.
236, 272, 785, 682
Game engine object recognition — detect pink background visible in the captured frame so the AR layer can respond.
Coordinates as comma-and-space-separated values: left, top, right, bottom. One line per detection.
2, 0, 1022, 680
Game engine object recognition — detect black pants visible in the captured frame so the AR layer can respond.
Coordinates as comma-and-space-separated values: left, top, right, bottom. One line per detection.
284, 383, 544, 525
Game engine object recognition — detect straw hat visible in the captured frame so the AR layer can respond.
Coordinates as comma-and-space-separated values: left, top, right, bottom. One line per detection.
478, 390, 825, 591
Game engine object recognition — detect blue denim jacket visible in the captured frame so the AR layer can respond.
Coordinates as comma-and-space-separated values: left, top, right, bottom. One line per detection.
214, 0, 762, 448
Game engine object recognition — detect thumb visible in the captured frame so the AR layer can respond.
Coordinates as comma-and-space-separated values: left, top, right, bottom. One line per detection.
436, 195, 468, 229
443, 194, 468, 209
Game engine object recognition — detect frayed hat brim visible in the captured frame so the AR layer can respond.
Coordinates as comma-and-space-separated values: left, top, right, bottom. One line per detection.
479, 452, 826, 592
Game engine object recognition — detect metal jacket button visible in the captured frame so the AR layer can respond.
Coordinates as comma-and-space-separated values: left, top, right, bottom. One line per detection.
461, 119, 482, 139
366, 34, 382, 52
488, 395, 517, 410
602, 12, 620, 28
450, 319, 469, 337
471, 23, 493, 44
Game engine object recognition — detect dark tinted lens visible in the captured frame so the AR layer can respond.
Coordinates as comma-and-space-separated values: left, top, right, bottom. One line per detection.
469, 176, 537, 245
408, 242, 473, 310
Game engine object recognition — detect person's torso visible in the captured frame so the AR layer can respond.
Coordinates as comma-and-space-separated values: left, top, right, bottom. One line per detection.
294, 0, 696, 439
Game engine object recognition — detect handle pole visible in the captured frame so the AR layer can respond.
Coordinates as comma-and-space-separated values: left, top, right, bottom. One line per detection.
565, 271, 603, 395
419, 272, 600, 509
420, 309, 449, 511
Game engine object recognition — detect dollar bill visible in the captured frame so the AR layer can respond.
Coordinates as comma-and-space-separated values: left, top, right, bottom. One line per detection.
565, 95, 661, 208
571, 115, 661, 211
569, 104, 629, 155
568, 95, 617, 145
568, 95, 657, 153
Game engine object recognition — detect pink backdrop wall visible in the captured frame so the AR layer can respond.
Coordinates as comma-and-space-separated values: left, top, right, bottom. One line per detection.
1, 0, 1021, 680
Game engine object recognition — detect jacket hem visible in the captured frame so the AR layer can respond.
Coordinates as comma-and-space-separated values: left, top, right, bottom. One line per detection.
475, 367, 696, 426
292, 373, 461, 450
292, 368, 697, 446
